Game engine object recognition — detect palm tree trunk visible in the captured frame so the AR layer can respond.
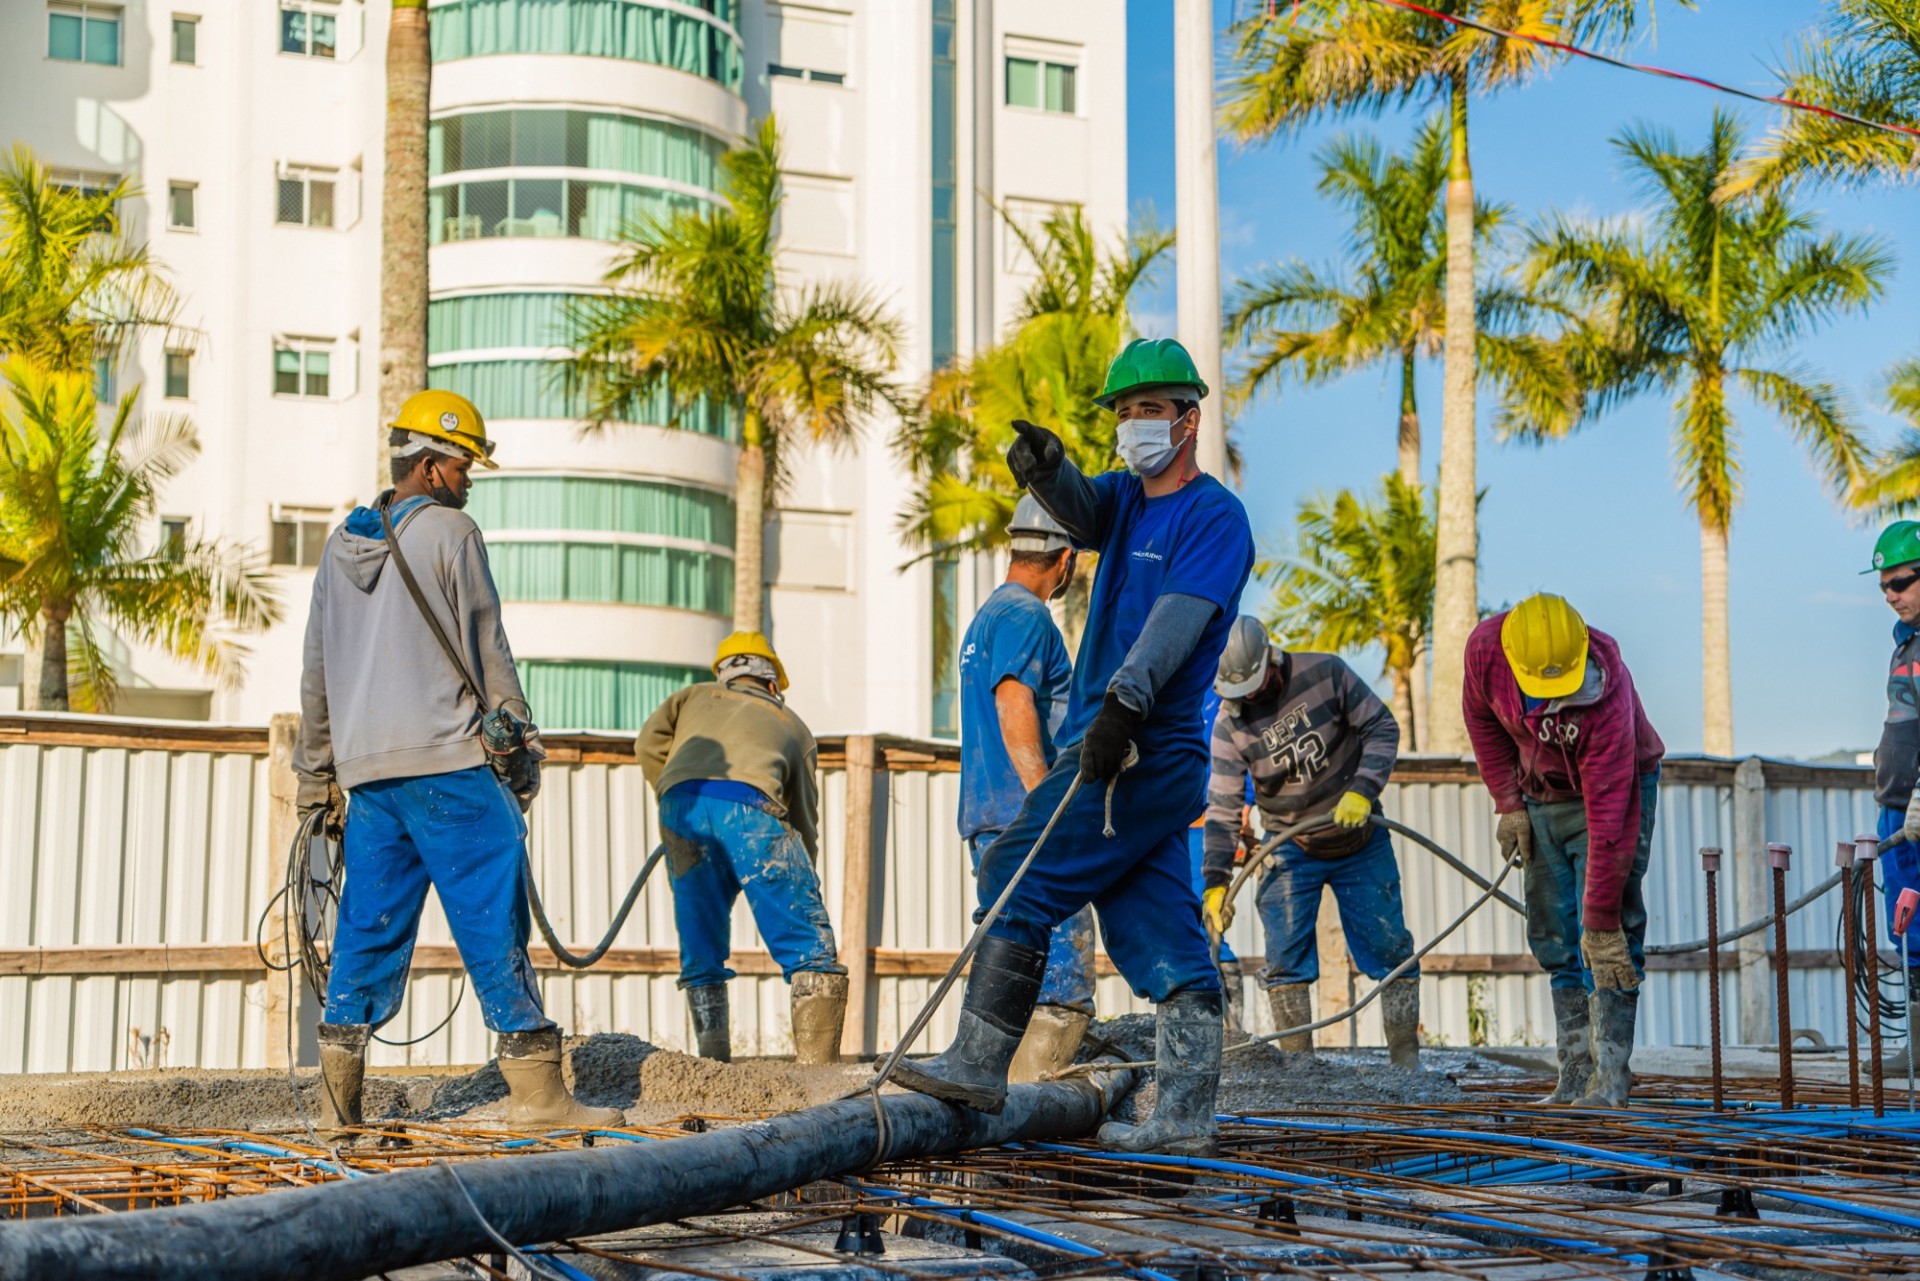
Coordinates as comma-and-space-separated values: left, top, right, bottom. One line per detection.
1700, 513, 1734, 757
733, 409, 766, 631
1427, 72, 1479, 755
377, 0, 431, 491
28, 603, 70, 712
1397, 347, 1420, 486
1389, 656, 1418, 753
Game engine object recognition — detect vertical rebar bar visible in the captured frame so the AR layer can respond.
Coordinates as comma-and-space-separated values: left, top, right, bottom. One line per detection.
1768, 843, 1794, 1110
1702, 847, 1724, 1112
1838, 841, 1861, 1110
1859, 834, 1886, 1118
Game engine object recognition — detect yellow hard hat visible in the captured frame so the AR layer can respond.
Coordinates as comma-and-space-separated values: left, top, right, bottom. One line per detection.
389, 389, 499, 470
714, 630, 789, 691
1501, 594, 1589, 700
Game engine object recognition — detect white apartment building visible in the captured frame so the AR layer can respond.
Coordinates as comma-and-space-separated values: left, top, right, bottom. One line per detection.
0, 0, 1127, 737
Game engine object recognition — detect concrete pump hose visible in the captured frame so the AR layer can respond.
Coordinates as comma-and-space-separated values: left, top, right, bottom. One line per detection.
523, 842, 667, 969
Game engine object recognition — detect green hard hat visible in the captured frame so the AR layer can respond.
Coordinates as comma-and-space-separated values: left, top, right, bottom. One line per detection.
1868, 521, 1920, 573
1094, 338, 1209, 410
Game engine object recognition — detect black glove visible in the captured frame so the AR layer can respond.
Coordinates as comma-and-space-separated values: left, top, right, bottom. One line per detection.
1007, 419, 1065, 490
1080, 692, 1141, 782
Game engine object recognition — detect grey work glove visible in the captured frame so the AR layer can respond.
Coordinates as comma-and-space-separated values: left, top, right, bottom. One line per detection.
1901, 805, 1920, 849
1581, 927, 1640, 991
297, 776, 348, 843
1495, 809, 1534, 866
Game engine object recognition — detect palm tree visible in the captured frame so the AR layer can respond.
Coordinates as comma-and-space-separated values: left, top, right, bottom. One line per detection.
1223, 0, 1676, 753
571, 119, 906, 632
1522, 112, 1891, 755
1264, 474, 1435, 744
1228, 117, 1576, 487
377, 0, 431, 489
0, 359, 282, 712
0, 144, 185, 375
1851, 359, 1920, 515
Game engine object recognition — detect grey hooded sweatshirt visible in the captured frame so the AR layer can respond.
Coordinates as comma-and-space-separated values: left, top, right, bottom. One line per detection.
294, 495, 538, 795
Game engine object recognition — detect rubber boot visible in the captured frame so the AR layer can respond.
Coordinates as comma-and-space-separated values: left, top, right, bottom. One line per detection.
497, 1028, 624, 1129
687, 984, 730, 1063
1571, 988, 1638, 1108
1097, 988, 1224, 1157
890, 935, 1045, 1114
316, 1022, 368, 1129
790, 970, 848, 1065
1381, 977, 1422, 1070
1221, 968, 1247, 1037
1268, 983, 1314, 1053
1008, 1004, 1091, 1082
1537, 986, 1594, 1105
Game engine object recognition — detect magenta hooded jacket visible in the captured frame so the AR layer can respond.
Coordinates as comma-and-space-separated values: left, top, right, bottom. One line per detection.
1462, 615, 1666, 931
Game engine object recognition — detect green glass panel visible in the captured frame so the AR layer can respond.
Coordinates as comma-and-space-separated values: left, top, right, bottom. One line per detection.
467, 475, 736, 546
1005, 57, 1039, 109
517, 659, 708, 731
1045, 62, 1075, 113
49, 13, 82, 60
428, 0, 744, 92
931, 553, 959, 738
488, 541, 732, 613
427, 359, 736, 438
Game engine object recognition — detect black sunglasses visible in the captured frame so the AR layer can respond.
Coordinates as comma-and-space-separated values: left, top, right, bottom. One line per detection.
1884, 569, 1920, 595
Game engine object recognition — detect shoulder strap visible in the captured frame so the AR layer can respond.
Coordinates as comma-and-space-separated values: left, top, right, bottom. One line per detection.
380, 502, 484, 708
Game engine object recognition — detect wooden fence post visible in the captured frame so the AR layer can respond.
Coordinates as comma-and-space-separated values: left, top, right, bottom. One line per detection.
1313, 894, 1355, 1047
1731, 756, 1772, 1045
839, 735, 884, 1058
264, 713, 301, 1069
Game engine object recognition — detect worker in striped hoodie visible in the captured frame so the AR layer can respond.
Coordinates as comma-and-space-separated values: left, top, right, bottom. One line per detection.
1201, 616, 1419, 1067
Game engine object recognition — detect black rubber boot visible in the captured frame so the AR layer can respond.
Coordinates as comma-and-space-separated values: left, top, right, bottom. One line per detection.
687, 985, 731, 1062
1098, 988, 1223, 1156
1537, 986, 1594, 1104
1571, 988, 1638, 1108
316, 1023, 368, 1129
890, 935, 1046, 1115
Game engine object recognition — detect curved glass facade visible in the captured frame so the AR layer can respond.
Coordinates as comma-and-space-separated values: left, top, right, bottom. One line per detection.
488, 541, 732, 614
428, 358, 733, 437
429, 292, 578, 354
431, 0, 743, 91
469, 473, 735, 546
429, 177, 708, 245
518, 658, 711, 731
431, 109, 726, 191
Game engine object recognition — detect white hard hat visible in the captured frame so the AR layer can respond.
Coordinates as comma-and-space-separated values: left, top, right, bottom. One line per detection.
1008, 494, 1071, 554
1215, 614, 1275, 699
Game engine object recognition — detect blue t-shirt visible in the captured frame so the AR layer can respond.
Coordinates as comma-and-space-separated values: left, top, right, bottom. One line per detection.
1058, 472, 1256, 758
958, 582, 1074, 839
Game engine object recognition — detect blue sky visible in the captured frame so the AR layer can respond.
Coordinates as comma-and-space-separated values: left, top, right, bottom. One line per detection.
1124, 0, 1919, 758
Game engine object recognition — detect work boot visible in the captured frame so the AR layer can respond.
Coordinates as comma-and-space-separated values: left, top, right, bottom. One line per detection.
1381, 977, 1422, 1070
1268, 983, 1314, 1053
1537, 986, 1594, 1104
687, 984, 730, 1063
1008, 1004, 1091, 1082
1098, 988, 1224, 1157
497, 1028, 624, 1129
790, 970, 849, 1065
315, 1022, 368, 1129
890, 935, 1046, 1114
1221, 968, 1247, 1037
1571, 989, 1638, 1109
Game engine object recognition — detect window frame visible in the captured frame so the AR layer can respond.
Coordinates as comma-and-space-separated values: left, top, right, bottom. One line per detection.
163, 350, 192, 400
1003, 52, 1080, 116
167, 180, 196, 231
276, 166, 338, 228
159, 516, 189, 562
272, 337, 334, 399
48, 2, 122, 67
268, 506, 333, 569
278, 0, 339, 59
171, 13, 198, 65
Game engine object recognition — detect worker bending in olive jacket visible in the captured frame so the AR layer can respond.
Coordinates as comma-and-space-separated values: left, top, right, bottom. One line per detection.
637, 632, 848, 1065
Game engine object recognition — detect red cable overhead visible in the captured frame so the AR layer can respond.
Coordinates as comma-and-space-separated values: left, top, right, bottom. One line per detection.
1267, 0, 1920, 141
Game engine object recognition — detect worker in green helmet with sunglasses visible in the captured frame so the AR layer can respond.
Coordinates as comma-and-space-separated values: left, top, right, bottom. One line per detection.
1869, 521, 1920, 1045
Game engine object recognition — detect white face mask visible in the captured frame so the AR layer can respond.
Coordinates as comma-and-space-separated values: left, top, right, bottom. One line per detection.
1116, 416, 1190, 477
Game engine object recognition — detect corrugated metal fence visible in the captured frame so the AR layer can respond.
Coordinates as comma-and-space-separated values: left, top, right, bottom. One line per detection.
0, 713, 1878, 1071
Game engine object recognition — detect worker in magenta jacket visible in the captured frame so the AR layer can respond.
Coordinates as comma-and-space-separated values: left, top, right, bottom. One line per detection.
1463, 593, 1665, 1108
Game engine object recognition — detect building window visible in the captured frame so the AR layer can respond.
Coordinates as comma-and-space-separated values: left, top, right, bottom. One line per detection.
515, 659, 710, 733
269, 508, 331, 568
931, 552, 960, 737
172, 15, 198, 64
280, 1, 337, 58
429, 0, 744, 91
168, 182, 196, 230
276, 168, 336, 227
767, 63, 843, 84
164, 351, 191, 399
1006, 56, 1076, 114
94, 351, 115, 403
159, 517, 189, 561
274, 340, 331, 397
428, 178, 708, 245
930, 0, 956, 369
48, 3, 120, 66
429, 109, 728, 188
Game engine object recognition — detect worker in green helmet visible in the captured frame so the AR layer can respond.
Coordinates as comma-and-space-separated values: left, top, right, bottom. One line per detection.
892, 338, 1256, 1157
1868, 521, 1920, 1039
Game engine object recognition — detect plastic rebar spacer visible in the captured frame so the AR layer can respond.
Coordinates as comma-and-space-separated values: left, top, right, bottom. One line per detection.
1856, 834, 1882, 862
1767, 842, 1792, 870
1700, 846, 1723, 872
1836, 840, 1857, 869
1897, 889, 1920, 936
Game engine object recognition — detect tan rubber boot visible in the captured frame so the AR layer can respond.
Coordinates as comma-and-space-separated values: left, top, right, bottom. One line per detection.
497, 1028, 624, 1128
316, 1022, 368, 1128
1268, 983, 1314, 1053
1380, 977, 1422, 1069
1008, 1004, 1091, 1082
790, 971, 849, 1065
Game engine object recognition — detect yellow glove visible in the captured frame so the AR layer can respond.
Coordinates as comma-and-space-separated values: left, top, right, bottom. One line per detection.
1202, 886, 1231, 935
1332, 791, 1372, 829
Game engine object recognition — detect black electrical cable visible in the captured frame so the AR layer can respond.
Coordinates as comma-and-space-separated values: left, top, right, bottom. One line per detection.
1841, 869, 1908, 1032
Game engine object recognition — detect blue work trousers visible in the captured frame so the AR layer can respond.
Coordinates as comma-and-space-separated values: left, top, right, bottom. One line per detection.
661, 788, 844, 989
1871, 808, 1920, 962
1187, 827, 1239, 966
976, 743, 1219, 1002
972, 834, 1096, 1014
325, 765, 549, 1033
1255, 824, 1416, 987
1523, 774, 1659, 992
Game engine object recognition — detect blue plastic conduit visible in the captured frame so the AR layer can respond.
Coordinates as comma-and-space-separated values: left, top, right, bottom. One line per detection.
845, 1181, 1182, 1281
125, 1129, 364, 1180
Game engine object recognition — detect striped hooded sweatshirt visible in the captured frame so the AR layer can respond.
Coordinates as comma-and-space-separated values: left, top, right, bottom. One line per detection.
1202, 650, 1400, 887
